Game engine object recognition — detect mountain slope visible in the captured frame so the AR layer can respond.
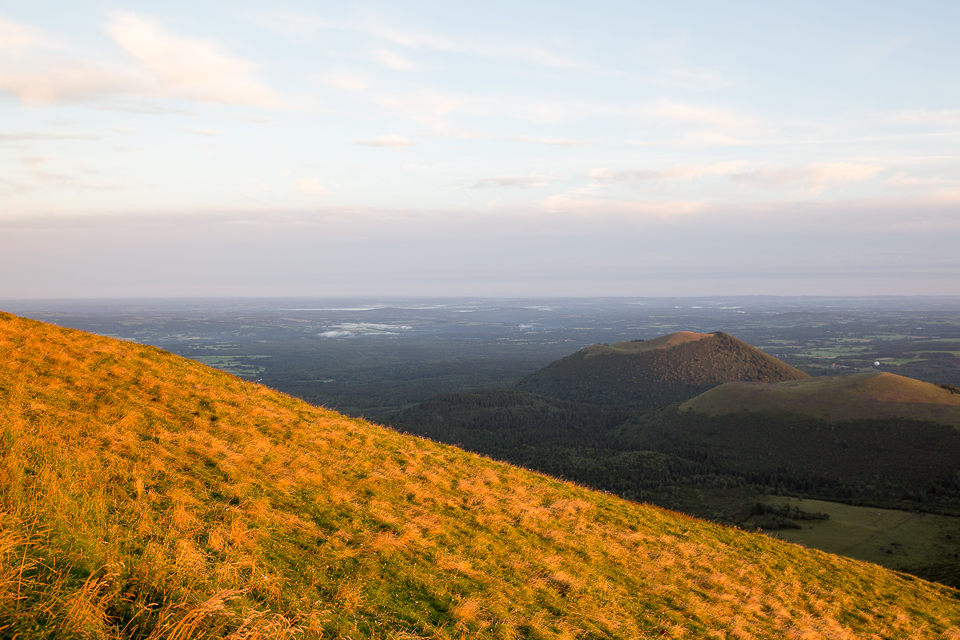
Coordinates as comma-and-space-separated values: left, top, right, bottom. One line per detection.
618, 372, 960, 516
2, 311, 960, 639
515, 331, 809, 408
681, 371, 960, 425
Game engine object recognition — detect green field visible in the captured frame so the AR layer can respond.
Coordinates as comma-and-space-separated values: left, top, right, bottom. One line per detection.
762, 497, 960, 580
191, 354, 268, 377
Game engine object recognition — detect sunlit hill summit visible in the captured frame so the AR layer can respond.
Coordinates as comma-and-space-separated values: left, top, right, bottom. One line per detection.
515, 331, 810, 408
2, 311, 960, 638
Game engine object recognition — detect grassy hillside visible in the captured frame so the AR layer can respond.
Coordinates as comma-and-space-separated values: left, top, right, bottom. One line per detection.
515, 331, 809, 408
680, 372, 960, 425
3, 312, 960, 638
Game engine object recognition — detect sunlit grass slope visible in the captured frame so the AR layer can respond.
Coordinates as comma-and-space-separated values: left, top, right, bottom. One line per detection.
681, 372, 960, 425
2, 311, 960, 639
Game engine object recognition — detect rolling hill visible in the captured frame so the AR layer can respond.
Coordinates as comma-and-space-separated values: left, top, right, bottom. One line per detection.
514, 331, 809, 408
3, 311, 960, 637
680, 371, 960, 424
619, 372, 960, 516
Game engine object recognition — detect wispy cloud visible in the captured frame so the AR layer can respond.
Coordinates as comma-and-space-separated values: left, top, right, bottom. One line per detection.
645, 100, 758, 131
357, 134, 414, 147
657, 67, 726, 91
0, 57, 138, 105
472, 173, 558, 189
0, 131, 103, 142
0, 13, 283, 108
895, 109, 960, 127
0, 16, 58, 54
18, 154, 120, 190
318, 72, 369, 90
365, 49, 418, 71
588, 161, 885, 197
293, 178, 327, 195
360, 21, 592, 71
730, 163, 884, 195
179, 128, 225, 136
539, 192, 706, 217
105, 12, 284, 108
375, 88, 619, 127
589, 162, 746, 186
252, 11, 594, 71
516, 136, 590, 147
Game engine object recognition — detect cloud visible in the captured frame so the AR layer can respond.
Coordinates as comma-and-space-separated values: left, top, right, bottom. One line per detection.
318, 322, 410, 338
319, 73, 368, 90
0, 16, 58, 54
896, 109, 960, 127
366, 50, 418, 71
645, 100, 758, 131
373, 89, 464, 127
338, 322, 411, 331
0, 57, 139, 105
730, 163, 884, 195
0, 131, 102, 142
473, 174, 557, 189
318, 330, 354, 338
0, 13, 283, 108
587, 162, 884, 196
375, 88, 619, 127
105, 13, 283, 108
589, 162, 746, 186
527, 137, 590, 148
359, 21, 593, 71
17, 154, 120, 190
357, 134, 414, 147
658, 67, 726, 92
179, 128, 225, 136
887, 172, 944, 189
256, 12, 592, 71
538, 192, 707, 217
293, 178, 327, 195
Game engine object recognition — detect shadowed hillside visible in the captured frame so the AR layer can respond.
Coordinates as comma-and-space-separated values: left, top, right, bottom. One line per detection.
618, 372, 960, 516
3, 311, 960, 638
514, 331, 809, 408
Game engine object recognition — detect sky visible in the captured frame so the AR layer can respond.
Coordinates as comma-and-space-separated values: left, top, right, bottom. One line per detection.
1, 0, 958, 298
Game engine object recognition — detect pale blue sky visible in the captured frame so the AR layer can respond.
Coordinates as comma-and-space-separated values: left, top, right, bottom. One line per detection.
1, 1, 958, 297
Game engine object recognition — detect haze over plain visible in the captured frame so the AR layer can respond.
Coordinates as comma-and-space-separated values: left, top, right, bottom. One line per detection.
1, 1, 958, 297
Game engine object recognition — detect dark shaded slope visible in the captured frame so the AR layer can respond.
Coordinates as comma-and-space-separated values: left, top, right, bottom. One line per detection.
515, 331, 809, 408
388, 389, 624, 453
616, 373, 960, 515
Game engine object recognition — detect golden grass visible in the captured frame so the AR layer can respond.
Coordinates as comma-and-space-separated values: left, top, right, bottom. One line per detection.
1, 311, 960, 638
682, 371, 960, 424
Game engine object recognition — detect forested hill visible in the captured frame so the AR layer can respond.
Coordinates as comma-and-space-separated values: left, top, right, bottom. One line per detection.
514, 330, 809, 408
